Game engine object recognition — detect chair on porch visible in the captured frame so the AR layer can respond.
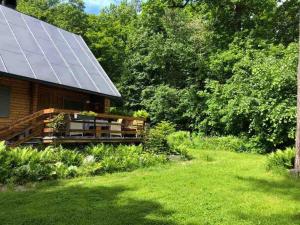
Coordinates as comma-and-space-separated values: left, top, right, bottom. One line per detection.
109, 119, 123, 138
132, 120, 145, 137
69, 122, 84, 136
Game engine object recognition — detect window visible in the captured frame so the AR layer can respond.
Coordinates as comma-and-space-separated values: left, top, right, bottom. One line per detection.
0, 85, 11, 117
63, 98, 84, 111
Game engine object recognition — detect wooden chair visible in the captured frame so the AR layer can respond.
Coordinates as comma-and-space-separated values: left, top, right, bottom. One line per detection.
110, 119, 123, 138
132, 120, 145, 137
69, 121, 84, 136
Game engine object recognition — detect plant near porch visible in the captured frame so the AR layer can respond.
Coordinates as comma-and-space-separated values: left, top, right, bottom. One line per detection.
46, 113, 67, 137
0, 142, 167, 185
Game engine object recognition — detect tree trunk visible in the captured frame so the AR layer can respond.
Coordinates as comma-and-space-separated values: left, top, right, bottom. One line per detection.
295, 19, 300, 170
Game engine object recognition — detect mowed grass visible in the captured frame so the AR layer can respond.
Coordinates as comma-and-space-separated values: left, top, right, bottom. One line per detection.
0, 148, 299, 225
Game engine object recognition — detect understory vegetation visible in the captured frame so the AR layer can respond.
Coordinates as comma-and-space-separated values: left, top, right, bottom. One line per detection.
1, 129, 293, 185
266, 148, 296, 172
0, 142, 168, 185
0, 121, 197, 184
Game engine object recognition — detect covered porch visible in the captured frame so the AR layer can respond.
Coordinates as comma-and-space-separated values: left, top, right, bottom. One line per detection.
0, 108, 147, 146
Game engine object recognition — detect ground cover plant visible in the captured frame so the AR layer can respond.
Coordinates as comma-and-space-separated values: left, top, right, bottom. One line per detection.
266, 148, 296, 172
0, 120, 197, 185
0, 137, 299, 225
0, 142, 167, 185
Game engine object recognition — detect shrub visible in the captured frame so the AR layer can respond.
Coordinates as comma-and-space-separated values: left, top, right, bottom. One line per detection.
199, 44, 298, 151
109, 107, 133, 116
141, 85, 189, 129
79, 111, 98, 117
266, 148, 295, 172
85, 144, 114, 161
145, 121, 176, 154
133, 110, 149, 119
78, 162, 103, 176
0, 143, 167, 184
86, 144, 167, 173
191, 135, 262, 153
167, 131, 193, 158
46, 113, 66, 130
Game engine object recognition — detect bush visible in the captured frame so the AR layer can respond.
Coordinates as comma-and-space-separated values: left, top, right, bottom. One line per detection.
79, 111, 98, 117
199, 44, 298, 151
46, 113, 66, 130
191, 135, 262, 153
167, 131, 193, 158
86, 144, 167, 173
145, 121, 176, 154
266, 148, 295, 172
0, 142, 167, 185
133, 110, 149, 119
141, 85, 190, 129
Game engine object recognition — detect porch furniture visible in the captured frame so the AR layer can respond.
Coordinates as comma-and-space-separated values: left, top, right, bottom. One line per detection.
69, 121, 84, 136
0, 108, 146, 146
110, 119, 123, 138
130, 120, 145, 137
96, 119, 109, 137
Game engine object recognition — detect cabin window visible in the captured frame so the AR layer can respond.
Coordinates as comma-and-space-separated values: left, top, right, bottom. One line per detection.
64, 98, 84, 111
0, 85, 11, 117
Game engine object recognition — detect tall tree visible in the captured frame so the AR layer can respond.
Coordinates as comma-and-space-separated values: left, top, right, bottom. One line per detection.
85, 3, 136, 82
17, 0, 88, 35
295, 20, 300, 170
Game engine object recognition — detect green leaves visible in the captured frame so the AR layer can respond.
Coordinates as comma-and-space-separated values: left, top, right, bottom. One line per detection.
201, 43, 298, 150
17, 0, 299, 150
17, 0, 88, 35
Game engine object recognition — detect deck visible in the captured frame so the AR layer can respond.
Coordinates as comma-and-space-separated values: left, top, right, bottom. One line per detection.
0, 108, 147, 146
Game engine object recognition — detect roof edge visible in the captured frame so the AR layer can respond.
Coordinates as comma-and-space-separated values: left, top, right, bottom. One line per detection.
0, 72, 122, 100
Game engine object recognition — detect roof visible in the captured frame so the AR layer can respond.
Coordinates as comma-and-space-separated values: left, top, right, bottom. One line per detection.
0, 5, 121, 98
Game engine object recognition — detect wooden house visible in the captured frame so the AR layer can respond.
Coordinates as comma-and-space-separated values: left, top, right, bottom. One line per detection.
0, 1, 145, 146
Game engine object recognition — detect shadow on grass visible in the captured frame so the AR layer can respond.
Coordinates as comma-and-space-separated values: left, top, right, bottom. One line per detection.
234, 175, 300, 224
236, 175, 300, 201
0, 183, 178, 225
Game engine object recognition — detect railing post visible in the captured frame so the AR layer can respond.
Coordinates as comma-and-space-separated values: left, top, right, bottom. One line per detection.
94, 118, 96, 138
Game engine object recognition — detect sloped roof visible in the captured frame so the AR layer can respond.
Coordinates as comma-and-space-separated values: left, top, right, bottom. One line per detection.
0, 5, 121, 98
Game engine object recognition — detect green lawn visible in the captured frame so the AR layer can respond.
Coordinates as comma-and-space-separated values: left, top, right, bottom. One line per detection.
0, 149, 299, 225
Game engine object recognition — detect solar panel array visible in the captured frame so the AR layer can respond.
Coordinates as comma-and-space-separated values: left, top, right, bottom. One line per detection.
0, 5, 121, 98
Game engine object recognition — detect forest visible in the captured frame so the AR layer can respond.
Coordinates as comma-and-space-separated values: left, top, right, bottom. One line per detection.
17, 0, 299, 151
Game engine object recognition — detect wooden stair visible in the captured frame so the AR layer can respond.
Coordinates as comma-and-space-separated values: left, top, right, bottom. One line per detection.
0, 109, 54, 146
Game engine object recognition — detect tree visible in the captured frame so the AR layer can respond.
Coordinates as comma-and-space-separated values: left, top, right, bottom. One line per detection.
85, 3, 136, 82
17, 0, 88, 35
295, 20, 300, 170
200, 43, 298, 150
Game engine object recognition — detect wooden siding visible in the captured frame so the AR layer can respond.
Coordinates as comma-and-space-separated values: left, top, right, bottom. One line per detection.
0, 76, 113, 129
37, 84, 89, 111
104, 98, 111, 113
0, 76, 31, 128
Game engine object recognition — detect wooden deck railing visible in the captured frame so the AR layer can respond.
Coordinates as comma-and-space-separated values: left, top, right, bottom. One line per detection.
1, 108, 147, 146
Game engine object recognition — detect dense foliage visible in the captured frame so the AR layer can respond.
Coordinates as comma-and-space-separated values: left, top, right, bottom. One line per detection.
145, 121, 176, 154
266, 148, 296, 172
190, 135, 262, 153
0, 142, 167, 184
17, 0, 299, 150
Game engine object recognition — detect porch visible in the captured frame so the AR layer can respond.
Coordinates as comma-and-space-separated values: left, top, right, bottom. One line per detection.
0, 108, 147, 147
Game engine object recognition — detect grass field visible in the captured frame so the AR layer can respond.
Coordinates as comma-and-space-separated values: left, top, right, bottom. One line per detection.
0, 148, 299, 225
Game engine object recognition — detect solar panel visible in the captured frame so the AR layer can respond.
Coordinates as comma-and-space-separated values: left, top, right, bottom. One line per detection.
0, 5, 121, 98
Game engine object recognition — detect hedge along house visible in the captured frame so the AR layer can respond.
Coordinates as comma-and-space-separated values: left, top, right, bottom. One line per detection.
0, 1, 146, 146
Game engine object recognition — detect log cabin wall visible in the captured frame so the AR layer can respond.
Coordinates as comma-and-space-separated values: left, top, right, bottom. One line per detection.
0, 76, 111, 129
0, 76, 32, 128
37, 84, 109, 113
37, 84, 90, 111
